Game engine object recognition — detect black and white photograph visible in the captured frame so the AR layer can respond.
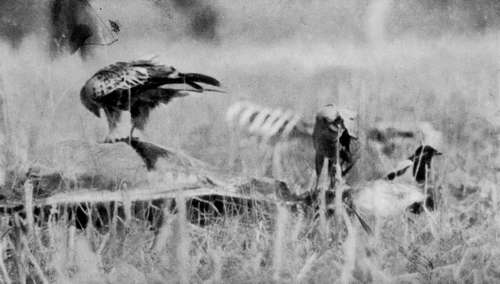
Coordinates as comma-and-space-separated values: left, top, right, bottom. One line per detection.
0, 0, 499, 283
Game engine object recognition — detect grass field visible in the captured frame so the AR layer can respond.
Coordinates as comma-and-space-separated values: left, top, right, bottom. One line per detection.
1, 1, 500, 283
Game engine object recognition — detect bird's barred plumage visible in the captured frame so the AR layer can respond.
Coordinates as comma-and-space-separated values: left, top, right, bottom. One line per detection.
80, 59, 222, 142
87, 61, 158, 98
225, 101, 313, 143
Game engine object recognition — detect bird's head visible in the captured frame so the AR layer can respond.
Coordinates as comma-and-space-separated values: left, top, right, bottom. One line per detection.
316, 104, 358, 138
409, 145, 442, 163
409, 145, 442, 183
80, 86, 101, 117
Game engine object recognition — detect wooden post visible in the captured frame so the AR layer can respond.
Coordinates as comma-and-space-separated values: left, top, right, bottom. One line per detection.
340, 210, 356, 284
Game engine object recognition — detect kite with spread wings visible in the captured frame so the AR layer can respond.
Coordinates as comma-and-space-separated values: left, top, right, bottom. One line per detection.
80, 59, 222, 142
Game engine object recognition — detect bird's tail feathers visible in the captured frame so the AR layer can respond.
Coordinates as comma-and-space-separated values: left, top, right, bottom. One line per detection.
181, 73, 221, 88
153, 88, 190, 101
158, 86, 225, 97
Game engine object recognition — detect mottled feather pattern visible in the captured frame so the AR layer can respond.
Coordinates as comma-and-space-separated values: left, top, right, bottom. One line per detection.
80, 59, 222, 140
86, 60, 177, 98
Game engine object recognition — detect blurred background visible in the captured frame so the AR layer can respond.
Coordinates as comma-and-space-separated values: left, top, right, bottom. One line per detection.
0, 0, 498, 178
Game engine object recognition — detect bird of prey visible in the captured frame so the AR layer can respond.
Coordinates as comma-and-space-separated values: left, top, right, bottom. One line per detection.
312, 104, 359, 190
80, 59, 222, 142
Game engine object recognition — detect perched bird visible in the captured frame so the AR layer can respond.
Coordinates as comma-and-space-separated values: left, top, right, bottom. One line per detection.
312, 104, 358, 189
345, 145, 442, 226
385, 145, 442, 214
80, 59, 222, 142
297, 105, 365, 232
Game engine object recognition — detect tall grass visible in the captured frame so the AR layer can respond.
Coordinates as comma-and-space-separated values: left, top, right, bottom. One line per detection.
0, 5, 500, 281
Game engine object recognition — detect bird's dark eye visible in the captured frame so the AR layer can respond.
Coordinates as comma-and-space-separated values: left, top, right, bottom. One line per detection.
333, 117, 343, 125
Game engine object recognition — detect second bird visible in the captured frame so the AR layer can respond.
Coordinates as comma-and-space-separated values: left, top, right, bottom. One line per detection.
313, 104, 359, 190
80, 59, 222, 143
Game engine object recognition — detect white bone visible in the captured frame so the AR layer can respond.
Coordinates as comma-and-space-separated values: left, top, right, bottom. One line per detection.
248, 108, 272, 133
258, 108, 284, 136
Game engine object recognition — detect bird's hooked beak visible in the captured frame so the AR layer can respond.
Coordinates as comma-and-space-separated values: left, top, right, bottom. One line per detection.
329, 122, 348, 138
80, 88, 101, 117
328, 122, 341, 132
91, 105, 101, 117
325, 115, 344, 133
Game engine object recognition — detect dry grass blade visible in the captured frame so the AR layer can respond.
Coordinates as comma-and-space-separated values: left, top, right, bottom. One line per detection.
175, 196, 189, 284
273, 203, 288, 281
397, 245, 434, 275
0, 240, 12, 284
334, 132, 344, 226
151, 200, 174, 252
318, 159, 329, 242
97, 232, 111, 256
340, 209, 356, 284
296, 252, 319, 282
394, 264, 457, 283
350, 207, 373, 235
24, 180, 34, 236
20, 235, 49, 284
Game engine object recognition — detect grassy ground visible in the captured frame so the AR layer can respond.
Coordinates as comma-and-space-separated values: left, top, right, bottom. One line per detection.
1, 2, 500, 282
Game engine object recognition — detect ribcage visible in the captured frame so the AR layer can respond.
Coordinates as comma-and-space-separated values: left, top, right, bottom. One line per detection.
226, 101, 313, 143
225, 101, 315, 190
